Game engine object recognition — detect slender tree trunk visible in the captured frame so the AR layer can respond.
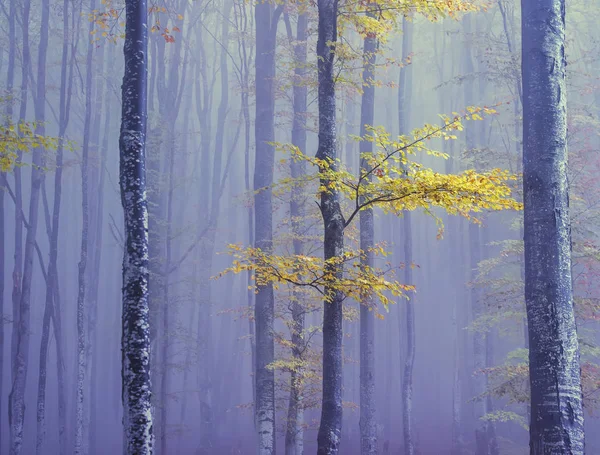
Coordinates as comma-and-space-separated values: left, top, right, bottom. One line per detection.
89, 40, 114, 455
75, 0, 96, 449
315, 0, 344, 452
159, 135, 174, 455
521, 0, 585, 452
1, 0, 16, 449
10, 0, 27, 398
254, 3, 282, 453
9, 0, 38, 451
285, 11, 308, 455
241, 15, 256, 423
462, 15, 490, 454
120, 0, 153, 450
51, 1, 79, 448
398, 16, 415, 455
358, 14, 377, 455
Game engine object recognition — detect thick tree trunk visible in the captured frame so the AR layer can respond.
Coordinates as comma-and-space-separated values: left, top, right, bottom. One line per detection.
315, 0, 345, 452
521, 0, 585, 452
254, 3, 281, 454
358, 16, 377, 455
119, 0, 153, 450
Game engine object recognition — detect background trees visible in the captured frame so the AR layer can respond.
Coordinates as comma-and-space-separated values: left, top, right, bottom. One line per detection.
0, 0, 597, 453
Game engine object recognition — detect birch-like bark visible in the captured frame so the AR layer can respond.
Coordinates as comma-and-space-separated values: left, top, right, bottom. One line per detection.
120, 0, 153, 450
521, 0, 585, 452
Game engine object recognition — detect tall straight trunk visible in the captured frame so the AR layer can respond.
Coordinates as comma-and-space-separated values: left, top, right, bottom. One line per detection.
1, 0, 16, 449
238, 0, 256, 415
9, 0, 38, 452
120, 0, 153, 450
358, 14, 377, 455
285, 11, 308, 455
175, 93, 193, 455
89, 40, 114, 455
254, 3, 281, 454
159, 133, 174, 455
468, 222, 488, 453
474, 24, 499, 453
462, 15, 489, 454
53, 1, 79, 449
315, 0, 344, 452
10, 0, 28, 391
147, 34, 167, 455
521, 0, 584, 452
398, 16, 415, 455
31, 0, 50, 450
198, 3, 232, 451
75, 0, 96, 450
41, 2, 78, 451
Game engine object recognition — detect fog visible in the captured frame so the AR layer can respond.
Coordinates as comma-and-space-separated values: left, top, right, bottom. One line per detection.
0, 0, 599, 453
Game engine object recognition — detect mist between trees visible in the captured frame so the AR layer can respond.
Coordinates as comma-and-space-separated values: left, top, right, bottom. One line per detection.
0, 0, 595, 453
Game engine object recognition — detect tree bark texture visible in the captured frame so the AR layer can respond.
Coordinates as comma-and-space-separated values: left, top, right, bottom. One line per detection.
521, 0, 585, 452
120, 0, 154, 451
315, 0, 344, 452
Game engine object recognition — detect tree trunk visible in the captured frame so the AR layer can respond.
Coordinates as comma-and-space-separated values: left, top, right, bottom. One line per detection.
89, 40, 114, 455
1, 0, 16, 449
9, 0, 37, 451
254, 3, 281, 454
358, 14, 377, 455
285, 11, 308, 455
75, 0, 96, 449
315, 0, 344, 452
398, 17, 415, 455
119, 0, 153, 450
521, 0, 585, 452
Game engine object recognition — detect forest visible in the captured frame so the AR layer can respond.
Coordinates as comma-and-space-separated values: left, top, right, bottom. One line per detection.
0, 0, 594, 453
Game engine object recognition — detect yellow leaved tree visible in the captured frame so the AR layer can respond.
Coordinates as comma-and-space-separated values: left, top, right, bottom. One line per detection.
218, 105, 521, 315
0, 120, 60, 172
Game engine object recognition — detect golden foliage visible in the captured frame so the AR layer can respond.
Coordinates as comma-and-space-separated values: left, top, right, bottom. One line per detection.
0, 121, 61, 172
216, 243, 413, 310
